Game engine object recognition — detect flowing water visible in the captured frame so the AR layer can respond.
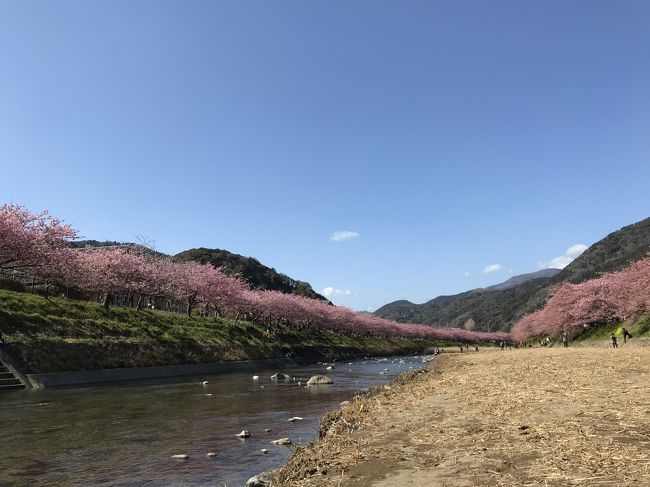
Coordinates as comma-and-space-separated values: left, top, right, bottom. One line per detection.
0, 356, 426, 487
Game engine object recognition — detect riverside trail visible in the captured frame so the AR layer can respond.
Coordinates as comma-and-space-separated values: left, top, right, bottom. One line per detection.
276, 345, 650, 486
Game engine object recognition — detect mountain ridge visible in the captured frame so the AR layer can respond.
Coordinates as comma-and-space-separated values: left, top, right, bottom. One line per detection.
374, 216, 650, 331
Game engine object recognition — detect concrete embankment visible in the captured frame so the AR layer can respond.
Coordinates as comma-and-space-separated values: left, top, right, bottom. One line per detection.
25, 357, 296, 388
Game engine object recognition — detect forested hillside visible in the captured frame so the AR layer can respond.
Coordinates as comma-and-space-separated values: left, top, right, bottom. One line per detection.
175, 248, 328, 301
73, 242, 327, 302
375, 217, 650, 332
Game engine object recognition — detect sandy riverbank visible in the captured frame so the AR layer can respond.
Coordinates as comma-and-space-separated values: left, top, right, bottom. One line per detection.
274, 346, 650, 486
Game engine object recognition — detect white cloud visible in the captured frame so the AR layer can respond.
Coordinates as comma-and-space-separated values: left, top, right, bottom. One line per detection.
330, 231, 360, 242
566, 243, 588, 258
538, 243, 588, 270
483, 264, 503, 273
321, 287, 354, 297
464, 271, 470, 277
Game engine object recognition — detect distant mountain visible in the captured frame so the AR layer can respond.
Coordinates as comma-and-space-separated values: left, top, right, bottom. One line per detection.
484, 269, 561, 291
375, 217, 650, 332
73, 241, 328, 302
175, 248, 328, 301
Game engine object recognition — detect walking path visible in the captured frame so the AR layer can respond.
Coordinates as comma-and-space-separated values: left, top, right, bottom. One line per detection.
275, 346, 650, 486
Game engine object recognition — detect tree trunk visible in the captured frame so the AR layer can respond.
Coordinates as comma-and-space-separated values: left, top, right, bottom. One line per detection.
103, 293, 111, 308
136, 295, 144, 311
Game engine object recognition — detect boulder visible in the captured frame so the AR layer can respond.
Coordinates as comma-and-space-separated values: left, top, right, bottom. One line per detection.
246, 472, 272, 487
307, 375, 333, 385
271, 437, 292, 445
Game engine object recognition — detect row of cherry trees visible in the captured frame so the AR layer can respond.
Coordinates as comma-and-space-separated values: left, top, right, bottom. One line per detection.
1, 204, 510, 343
511, 256, 650, 342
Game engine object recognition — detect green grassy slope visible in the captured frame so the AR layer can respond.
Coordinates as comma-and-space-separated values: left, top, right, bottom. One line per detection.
570, 315, 650, 346
0, 290, 437, 374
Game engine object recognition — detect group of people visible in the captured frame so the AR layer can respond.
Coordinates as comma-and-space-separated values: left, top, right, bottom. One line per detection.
530, 327, 633, 349
610, 327, 633, 348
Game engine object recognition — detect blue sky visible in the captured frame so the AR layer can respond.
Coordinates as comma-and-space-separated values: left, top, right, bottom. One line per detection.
1, 1, 649, 311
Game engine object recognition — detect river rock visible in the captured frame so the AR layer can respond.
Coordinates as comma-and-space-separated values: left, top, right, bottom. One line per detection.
171, 454, 189, 460
307, 375, 333, 385
236, 430, 251, 438
287, 416, 303, 422
271, 373, 290, 380
271, 437, 292, 445
246, 472, 272, 487
206, 452, 217, 458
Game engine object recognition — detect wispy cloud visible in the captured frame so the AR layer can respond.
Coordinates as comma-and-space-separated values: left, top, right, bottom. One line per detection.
538, 243, 588, 270
483, 264, 503, 274
322, 287, 355, 297
464, 271, 471, 277
330, 231, 360, 242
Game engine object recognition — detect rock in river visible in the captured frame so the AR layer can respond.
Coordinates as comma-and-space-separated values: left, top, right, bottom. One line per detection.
246, 472, 272, 487
307, 375, 333, 385
271, 373, 290, 380
271, 437, 292, 445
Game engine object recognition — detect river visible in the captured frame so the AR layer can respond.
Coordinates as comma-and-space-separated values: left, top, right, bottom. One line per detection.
0, 355, 427, 487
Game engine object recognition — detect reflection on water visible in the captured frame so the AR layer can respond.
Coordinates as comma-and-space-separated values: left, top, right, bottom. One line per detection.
0, 356, 425, 486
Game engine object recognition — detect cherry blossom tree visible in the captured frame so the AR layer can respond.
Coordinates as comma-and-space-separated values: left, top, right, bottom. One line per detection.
512, 254, 650, 342
0, 204, 77, 277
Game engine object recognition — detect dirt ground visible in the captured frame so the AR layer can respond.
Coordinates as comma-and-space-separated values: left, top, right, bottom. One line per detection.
274, 345, 650, 486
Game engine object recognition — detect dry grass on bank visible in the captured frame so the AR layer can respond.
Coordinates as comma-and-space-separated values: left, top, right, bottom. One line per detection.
274, 345, 650, 486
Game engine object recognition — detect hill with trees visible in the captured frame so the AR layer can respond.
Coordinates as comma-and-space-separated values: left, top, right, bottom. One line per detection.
72, 242, 328, 302
375, 217, 650, 332
175, 248, 328, 302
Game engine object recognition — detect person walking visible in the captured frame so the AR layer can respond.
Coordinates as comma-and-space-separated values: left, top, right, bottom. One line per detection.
610, 333, 618, 348
622, 327, 632, 343
561, 331, 569, 348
